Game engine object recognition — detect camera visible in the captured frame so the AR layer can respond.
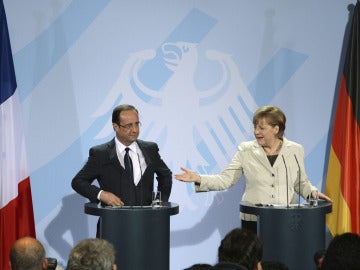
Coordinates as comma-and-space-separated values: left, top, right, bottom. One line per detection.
46, 257, 57, 270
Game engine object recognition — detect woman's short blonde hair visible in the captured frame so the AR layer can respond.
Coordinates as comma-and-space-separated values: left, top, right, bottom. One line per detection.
253, 106, 286, 139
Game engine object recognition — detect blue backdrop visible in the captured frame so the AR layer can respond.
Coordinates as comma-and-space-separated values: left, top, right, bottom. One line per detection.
4, 0, 355, 269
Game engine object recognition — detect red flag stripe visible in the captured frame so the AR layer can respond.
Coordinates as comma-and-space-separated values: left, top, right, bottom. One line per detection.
0, 177, 36, 269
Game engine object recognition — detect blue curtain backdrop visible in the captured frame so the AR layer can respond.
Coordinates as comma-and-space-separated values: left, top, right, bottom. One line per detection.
4, 0, 354, 269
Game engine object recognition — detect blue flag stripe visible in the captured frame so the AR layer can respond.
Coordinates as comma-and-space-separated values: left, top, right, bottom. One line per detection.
0, 1, 16, 105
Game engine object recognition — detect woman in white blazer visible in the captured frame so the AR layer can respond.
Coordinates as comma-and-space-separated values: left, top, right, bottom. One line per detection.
175, 106, 332, 232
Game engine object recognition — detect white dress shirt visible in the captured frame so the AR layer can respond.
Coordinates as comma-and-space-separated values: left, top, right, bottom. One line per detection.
115, 138, 147, 185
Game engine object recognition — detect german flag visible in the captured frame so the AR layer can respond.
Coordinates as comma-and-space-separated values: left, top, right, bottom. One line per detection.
326, 1, 360, 236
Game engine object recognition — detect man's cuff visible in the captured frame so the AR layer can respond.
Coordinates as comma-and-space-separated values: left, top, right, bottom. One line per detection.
97, 190, 103, 200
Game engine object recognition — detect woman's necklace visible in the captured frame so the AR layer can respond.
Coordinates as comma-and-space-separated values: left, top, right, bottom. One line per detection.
264, 140, 283, 156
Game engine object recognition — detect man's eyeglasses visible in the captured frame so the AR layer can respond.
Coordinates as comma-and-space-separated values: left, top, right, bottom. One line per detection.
118, 122, 141, 130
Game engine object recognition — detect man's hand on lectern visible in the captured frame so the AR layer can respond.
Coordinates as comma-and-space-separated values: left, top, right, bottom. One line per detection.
100, 191, 124, 206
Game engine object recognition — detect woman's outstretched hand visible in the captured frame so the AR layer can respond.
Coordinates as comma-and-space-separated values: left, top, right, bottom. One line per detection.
174, 167, 201, 183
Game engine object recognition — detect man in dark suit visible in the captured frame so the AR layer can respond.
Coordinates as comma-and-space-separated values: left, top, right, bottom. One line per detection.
72, 104, 172, 208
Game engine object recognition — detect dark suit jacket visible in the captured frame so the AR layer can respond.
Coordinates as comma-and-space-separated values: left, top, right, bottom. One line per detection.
71, 138, 172, 206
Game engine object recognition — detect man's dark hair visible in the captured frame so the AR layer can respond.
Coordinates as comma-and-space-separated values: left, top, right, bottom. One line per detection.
183, 263, 213, 269
112, 104, 138, 124
321, 232, 360, 270
218, 228, 263, 270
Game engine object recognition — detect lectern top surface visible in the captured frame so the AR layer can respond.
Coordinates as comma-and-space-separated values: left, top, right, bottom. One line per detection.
84, 202, 179, 216
239, 200, 332, 215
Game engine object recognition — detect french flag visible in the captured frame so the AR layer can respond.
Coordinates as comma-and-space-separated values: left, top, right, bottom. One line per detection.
0, 1, 36, 269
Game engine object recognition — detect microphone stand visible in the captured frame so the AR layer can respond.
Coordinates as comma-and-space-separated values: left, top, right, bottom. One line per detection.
294, 155, 301, 208
281, 155, 290, 208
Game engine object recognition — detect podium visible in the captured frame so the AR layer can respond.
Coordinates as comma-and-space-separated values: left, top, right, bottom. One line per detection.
240, 201, 332, 270
85, 202, 179, 270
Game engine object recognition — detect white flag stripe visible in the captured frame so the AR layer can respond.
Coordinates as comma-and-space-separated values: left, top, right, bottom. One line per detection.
0, 91, 29, 208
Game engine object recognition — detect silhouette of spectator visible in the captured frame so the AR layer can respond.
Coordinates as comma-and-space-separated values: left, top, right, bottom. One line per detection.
213, 262, 248, 270
9, 236, 48, 270
313, 249, 326, 270
215, 228, 263, 270
321, 232, 360, 270
183, 263, 214, 269
66, 238, 116, 270
261, 261, 288, 270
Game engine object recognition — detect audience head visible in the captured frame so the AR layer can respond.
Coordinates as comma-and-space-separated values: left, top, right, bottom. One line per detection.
213, 262, 248, 270
313, 249, 326, 270
183, 263, 214, 269
321, 232, 360, 270
67, 238, 116, 270
261, 261, 288, 270
9, 236, 48, 270
218, 228, 263, 270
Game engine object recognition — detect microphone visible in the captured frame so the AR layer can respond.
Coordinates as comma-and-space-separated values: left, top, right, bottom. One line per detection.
281, 155, 290, 208
136, 153, 143, 207
294, 154, 301, 208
